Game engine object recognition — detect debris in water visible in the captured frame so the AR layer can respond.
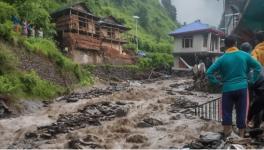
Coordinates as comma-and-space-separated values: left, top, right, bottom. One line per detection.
183, 132, 224, 149
137, 118, 163, 128
10, 101, 130, 148
61, 84, 129, 103
126, 134, 148, 143
0, 98, 11, 118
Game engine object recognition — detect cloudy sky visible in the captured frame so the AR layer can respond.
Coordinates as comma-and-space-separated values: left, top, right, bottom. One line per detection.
171, 0, 224, 26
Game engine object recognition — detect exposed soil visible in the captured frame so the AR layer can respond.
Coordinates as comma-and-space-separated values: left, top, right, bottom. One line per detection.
0, 77, 224, 149
4, 41, 78, 86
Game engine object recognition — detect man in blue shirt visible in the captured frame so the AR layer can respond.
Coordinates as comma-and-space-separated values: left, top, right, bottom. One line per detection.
206, 36, 261, 138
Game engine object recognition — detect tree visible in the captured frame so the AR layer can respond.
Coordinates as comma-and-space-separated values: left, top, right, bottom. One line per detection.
161, 0, 177, 22
0, 2, 17, 23
135, 5, 149, 29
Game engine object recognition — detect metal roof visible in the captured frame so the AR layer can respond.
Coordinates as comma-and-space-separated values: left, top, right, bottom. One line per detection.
169, 20, 224, 36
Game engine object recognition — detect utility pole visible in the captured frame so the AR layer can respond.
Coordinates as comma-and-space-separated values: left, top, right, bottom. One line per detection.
133, 16, 140, 52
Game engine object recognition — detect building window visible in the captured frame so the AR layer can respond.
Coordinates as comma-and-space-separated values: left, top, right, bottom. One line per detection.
182, 36, 193, 48
79, 16, 87, 28
107, 28, 111, 38
203, 34, 208, 47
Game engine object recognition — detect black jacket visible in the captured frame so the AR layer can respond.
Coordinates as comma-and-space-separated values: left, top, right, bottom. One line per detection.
253, 69, 264, 97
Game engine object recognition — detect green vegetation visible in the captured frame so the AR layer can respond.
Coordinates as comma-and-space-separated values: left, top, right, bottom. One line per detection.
22, 37, 93, 85
138, 53, 174, 71
83, 0, 178, 53
0, 0, 178, 101
0, 1, 93, 100
0, 43, 63, 100
80, 0, 178, 69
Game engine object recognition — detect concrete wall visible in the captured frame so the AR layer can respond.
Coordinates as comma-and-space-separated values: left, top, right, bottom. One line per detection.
72, 50, 103, 64
173, 33, 221, 53
173, 34, 207, 52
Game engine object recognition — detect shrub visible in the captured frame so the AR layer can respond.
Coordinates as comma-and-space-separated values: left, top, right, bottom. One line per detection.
0, 21, 15, 41
20, 71, 63, 99
0, 75, 21, 96
138, 53, 174, 70
0, 44, 18, 75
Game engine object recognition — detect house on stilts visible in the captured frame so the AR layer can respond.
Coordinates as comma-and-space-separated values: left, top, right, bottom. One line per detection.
169, 20, 225, 70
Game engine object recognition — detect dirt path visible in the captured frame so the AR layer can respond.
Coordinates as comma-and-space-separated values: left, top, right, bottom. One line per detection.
0, 77, 222, 149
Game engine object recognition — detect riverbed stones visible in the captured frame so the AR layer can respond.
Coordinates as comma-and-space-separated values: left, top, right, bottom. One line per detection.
126, 134, 148, 143
25, 132, 38, 139
143, 118, 163, 126
170, 113, 182, 120
61, 84, 129, 103
137, 118, 163, 128
183, 132, 225, 149
20, 101, 130, 147
68, 138, 105, 149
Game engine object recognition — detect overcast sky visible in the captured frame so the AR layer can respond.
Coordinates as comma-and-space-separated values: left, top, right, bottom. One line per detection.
171, 0, 224, 27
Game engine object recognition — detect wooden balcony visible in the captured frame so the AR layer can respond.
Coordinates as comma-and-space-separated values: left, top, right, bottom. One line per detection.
63, 33, 101, 51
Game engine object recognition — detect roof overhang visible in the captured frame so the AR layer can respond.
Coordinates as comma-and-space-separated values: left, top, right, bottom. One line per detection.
169, 29, 225, 37
97, 22, 131, 31
51, 7, 100, 20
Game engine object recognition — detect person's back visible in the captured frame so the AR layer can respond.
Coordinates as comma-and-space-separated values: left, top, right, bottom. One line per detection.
208, 50, 257, 92
206, 36, 261, 138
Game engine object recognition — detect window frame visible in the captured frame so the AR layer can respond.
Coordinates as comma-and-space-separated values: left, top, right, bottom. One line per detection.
182, 36, 193, 48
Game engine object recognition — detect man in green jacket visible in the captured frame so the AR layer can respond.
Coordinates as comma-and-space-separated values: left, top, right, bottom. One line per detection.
206, 36, 262, 138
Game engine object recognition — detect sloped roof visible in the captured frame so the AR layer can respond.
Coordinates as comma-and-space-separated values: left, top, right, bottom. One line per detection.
51, 2, 99, 19
170, 20, 224, 36
97, 16, 131, 30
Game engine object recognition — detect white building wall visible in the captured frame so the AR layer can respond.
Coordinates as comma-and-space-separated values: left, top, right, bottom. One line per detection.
173, 33, 220, 53
173, 34, 207, 53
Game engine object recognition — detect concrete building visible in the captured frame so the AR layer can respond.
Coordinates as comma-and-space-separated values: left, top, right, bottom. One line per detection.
169, 20, 224, 70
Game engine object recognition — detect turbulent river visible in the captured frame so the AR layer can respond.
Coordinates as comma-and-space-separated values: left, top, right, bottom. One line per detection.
0, 77, 222, 149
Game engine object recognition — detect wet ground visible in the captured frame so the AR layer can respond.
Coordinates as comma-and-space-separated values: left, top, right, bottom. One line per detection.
0, 77, 223, 149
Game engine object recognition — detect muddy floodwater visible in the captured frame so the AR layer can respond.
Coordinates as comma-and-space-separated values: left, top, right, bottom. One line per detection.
0, 77, 222, 149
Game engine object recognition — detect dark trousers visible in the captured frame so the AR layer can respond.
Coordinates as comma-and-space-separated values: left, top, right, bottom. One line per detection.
248, 95, 264, 128
222, 88, 249, 129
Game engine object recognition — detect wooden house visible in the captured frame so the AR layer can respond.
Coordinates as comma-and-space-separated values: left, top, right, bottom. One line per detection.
97, 16, 132, 64
52, 3, 132, 65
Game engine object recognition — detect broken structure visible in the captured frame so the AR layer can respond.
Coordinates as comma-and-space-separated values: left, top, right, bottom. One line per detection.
52, 3, 132, 64
220, 0, 264, 43
169, 20, 224, 70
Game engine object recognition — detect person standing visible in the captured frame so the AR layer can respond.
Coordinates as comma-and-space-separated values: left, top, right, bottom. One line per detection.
11, 15, 20, 32
22, 20, 28, 36
241, 42, 264, 128
252, 31, 264, 66
206, 36, 262, 138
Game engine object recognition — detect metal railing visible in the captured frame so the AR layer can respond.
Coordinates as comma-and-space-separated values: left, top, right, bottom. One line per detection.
194, 97, 222, 122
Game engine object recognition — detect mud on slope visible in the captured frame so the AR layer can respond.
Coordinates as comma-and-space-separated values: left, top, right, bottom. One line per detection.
6, 41, 79, 86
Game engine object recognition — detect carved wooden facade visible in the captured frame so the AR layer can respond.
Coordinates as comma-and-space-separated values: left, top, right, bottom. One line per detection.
52, 3, 132, 64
